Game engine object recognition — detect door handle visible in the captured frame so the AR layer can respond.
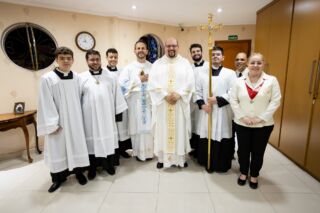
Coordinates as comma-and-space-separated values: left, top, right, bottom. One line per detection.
313, 60, 320, 99
308, 60, 317, 95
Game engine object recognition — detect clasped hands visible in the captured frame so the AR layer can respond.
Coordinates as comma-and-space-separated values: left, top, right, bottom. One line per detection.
201, 96, 217, 113
165, 92, 181, 105
240, 116, 265, 125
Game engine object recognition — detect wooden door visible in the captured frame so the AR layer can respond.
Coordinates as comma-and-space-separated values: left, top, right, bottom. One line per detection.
215, 40, 251, 70
279, 0, 320, 166
306, 55, 320, 180
255, 7, 271, 66
266, 0, 293, 147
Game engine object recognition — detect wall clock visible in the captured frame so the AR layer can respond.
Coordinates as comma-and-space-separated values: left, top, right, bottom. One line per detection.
75, 31, 95, 51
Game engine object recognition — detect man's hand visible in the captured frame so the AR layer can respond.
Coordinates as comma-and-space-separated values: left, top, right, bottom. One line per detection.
207, 96, 217, 105
140, 74, 149, 82
251, 117, 265, 125
201, 104, 212, 114
165, 92, 180, 105
51, 126, 62, 135
240, 116, 253, 126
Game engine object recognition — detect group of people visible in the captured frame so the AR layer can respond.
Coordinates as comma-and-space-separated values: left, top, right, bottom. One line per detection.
37, 36, 281, 193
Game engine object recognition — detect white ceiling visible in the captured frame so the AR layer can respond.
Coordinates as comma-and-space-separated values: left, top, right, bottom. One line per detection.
0, 0, 272, 26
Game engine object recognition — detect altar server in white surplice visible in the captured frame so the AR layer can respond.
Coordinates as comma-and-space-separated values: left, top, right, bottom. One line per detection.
37, 47, 89, 193
105, 48, 132, 161
80, 50, 127, 180
149, 37, 195, 169
119, 40, 154, 161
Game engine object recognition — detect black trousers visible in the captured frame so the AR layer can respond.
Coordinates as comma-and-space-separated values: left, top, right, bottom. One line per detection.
235, 124, 274, 177
89, 154, 115, 171
50, 167, 85, 183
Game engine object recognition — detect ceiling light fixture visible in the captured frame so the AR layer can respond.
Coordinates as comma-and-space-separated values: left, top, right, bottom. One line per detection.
217, 8, 222, 13
132, 5, 137, 10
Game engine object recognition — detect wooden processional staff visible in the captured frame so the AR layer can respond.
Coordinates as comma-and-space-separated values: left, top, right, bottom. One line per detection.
199, 13, 222, 170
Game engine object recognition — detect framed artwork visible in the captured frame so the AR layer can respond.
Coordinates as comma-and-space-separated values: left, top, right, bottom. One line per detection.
14, 102, 25, 114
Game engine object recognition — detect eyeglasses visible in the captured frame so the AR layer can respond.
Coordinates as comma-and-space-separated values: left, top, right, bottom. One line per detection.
165, 45, 178, 48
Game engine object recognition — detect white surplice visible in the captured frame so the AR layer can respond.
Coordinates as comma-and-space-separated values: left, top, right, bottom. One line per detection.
149, 55, 195, 167
106, 67, 130, 141
37, 71, 89, 173
191, 61, 209, 135
119, 61, 153, 160
80, 69, 128, 157
195, 66, 237, 141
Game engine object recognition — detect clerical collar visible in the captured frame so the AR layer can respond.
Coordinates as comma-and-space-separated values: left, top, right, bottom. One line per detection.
89, 68, 102, 75
194, 60, 204, 67
212, 66, 223, 76
54, 68, 73, 79
107, 65, 117, 72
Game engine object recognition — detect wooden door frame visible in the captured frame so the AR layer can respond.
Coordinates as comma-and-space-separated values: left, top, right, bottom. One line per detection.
215, 39, 252, 56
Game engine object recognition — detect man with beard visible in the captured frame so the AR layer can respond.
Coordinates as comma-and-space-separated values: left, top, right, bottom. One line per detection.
106, 48, 132, 162
149, 37, 195, 169
235, 52, 248, 78
195, 46, 236, 173
80, 50, 127, 179
189, 43, 209, 158
119, 40, 154, 162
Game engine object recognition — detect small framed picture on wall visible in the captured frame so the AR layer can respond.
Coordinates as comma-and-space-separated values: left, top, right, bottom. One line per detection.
14, 102, 25, 114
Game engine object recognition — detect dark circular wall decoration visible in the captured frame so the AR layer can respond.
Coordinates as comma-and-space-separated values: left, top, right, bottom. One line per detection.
1, 23, 57, 71
139, 34, 164, 63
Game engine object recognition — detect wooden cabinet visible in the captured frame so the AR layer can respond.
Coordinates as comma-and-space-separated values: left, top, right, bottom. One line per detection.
255, 0, 293, 147
256, 0, 320, 180
279, 0, 320, 169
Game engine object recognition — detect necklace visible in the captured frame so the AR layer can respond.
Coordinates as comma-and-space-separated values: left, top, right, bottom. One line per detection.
93, 75, 100, 84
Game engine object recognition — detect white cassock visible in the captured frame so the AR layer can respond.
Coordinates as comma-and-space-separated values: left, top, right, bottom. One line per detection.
195, 67, 237, 141
37, 70, 89, 173
106, 66, 130, 142
149, 55, 195, 167
80, 69, 128, 157
191, 61, 209, 135
119, 61, 153, 160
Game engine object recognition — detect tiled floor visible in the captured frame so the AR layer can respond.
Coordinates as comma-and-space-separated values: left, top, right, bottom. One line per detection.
0, 145, 319, 213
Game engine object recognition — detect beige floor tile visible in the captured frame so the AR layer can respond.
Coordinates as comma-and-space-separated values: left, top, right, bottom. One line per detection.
157, 193, 215, 213
159, 169, 207, 192
264, 193, 320, 213
286, 164, 320, 193
110, 169, 159, 192
259, 169, 313, 193
204, 171, 253, 193
0, 191, 56, 213
210, 192, 275, 213
42, 191, 106, 213
99, 193, 157, 213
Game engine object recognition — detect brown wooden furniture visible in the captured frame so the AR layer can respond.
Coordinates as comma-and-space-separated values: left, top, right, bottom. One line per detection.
256, 0, 320, 180
0, 110, 41, 163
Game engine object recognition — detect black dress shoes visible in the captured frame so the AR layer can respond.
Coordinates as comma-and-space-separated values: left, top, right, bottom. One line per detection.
87, 169, 96, 180
106, 166, 116, 175
237, 176, 247, 186
120, 151, 131, 158
48, 182, 61, 193
157, 162, 163, 169
76, 173, 88, 185
184, 162, 188, 168
249, 180, 258, 189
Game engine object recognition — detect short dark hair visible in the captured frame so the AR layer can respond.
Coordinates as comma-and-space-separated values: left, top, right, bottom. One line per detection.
134, 39, 148, 50
212, 46, 224, 55
85, 49, 100, 60
54, 46, 73, 58
106, 48, 118, 56
189, 43, 202, 52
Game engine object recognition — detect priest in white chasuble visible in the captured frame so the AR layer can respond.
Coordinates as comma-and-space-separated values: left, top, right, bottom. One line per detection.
119, 40, 154, 161
37, 47, 89, 193
105, 48, 132, 163
80, 50, 127, 179
195, 46, 237, 173
149, 37, 195, 169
